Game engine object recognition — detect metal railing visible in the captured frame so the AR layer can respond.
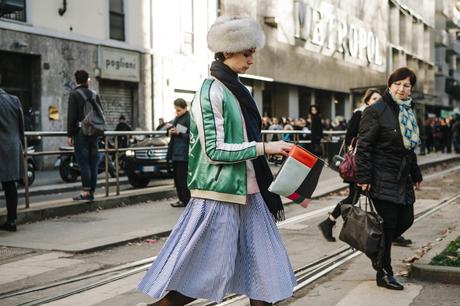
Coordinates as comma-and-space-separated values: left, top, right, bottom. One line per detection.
21, 129, 346, 208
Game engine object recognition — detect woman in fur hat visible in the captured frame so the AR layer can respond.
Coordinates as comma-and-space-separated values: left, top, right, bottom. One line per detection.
137, 16, 296, 306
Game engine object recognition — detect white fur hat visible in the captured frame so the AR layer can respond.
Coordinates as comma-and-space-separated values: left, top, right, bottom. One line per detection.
207, 15, 265, 53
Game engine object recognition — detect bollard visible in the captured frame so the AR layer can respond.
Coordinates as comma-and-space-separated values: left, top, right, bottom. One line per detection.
23, 136, 30, 208
115, 136, 120, 196
104, 135, 109, 197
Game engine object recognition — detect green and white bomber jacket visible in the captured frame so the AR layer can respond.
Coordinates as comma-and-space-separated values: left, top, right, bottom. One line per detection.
187, 77, 265, 204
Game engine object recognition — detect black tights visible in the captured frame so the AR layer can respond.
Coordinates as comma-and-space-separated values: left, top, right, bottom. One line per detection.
372, 199, 414, 275
330, 183, 361, 219
150, 291, 272, 306
2, 181, 18, 222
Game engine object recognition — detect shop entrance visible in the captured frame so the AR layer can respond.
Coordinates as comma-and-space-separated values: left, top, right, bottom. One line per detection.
0, 51, 41, 130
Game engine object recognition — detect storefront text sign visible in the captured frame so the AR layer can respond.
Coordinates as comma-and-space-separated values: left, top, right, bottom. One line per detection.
293, 0, 384, 68
99, 47, 140, 82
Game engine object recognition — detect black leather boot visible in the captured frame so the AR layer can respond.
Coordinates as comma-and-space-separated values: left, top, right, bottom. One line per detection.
318, 218, 336, 242
0, 221, 17, 232
393, 235, 412, 246
376, 270, 404, 290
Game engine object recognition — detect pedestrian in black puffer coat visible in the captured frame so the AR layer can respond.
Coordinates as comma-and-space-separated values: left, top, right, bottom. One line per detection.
318, 88, 381, 242
356, 67, 423, 291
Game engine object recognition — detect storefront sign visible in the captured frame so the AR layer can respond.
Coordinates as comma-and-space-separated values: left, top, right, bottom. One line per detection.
294, 0, 384, 66
99, 47, 140, 82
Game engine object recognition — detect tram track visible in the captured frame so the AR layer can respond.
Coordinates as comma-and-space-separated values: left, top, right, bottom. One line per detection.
2, 166, 460, 306
212, 192, 460, 305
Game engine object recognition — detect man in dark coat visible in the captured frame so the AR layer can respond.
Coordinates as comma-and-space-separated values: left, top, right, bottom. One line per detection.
309, 104, 323, 156
67, 70, 104, 201
167, 98, 191, 207
0, 88, 25, 232
115, 114, 132, 148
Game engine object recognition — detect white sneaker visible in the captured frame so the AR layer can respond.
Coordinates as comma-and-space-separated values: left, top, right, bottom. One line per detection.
136, 303, 148, 306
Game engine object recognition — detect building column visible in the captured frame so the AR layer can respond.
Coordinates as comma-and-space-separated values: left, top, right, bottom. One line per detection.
288, 85, 299, 119
331, 96, 336, 119
253, 81, 264, 115
345, 94, 352, 119
310, 89, 316, 106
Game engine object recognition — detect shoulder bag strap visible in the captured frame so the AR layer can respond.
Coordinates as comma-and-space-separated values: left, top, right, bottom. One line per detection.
76, 88, 89, 102
76, 89, 103, 116
363, 189, 376, 213
338, 138, 346, 156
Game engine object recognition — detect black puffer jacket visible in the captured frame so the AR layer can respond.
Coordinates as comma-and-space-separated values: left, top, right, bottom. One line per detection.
355, 90, 422, 205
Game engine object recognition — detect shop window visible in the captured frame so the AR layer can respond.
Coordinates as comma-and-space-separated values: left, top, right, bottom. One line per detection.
0, 0, 26, 22
217, 0, 222, 17
109, 0, 125, 41
181, 0, 194, 55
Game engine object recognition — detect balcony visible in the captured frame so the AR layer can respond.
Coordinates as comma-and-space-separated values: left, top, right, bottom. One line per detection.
436, 0, 449, 16
449, 69, 460, 82
435, 30, 449, 46
436, 62, 449, 76
447, 33, 460, 55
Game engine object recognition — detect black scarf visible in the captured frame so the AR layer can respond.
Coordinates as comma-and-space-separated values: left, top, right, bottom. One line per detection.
210, 60, 284, 221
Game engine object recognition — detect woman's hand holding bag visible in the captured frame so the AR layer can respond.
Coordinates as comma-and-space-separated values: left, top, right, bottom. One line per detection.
339, 190, 385, 269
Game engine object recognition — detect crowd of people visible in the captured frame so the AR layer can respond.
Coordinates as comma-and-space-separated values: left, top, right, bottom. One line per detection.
262, 113, 347, 143
422, 117, 460, 154
262, 113, 460, 155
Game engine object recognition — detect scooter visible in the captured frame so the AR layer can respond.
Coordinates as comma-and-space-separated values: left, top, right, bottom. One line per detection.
54, 146, 116, 183
18, 146, 37, 186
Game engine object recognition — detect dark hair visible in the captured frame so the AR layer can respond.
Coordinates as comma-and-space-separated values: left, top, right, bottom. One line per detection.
74, 70, 89, 84
362, 88, 381, 105
174, 98, 187, 109
308, 104, 320, 115
119, 115, 126, 121
214, 52, 225, 61
387, 67, 416, 88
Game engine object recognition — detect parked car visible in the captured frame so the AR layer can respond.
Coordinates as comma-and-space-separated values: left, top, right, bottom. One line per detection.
124, 136, 172, 188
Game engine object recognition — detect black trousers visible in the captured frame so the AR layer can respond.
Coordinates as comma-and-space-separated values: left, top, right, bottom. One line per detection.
2, 181, 18, 222
331, 183, 361, 219
74, 131, 98, 192
372, 198, 414, 275
172, 161, 191, 204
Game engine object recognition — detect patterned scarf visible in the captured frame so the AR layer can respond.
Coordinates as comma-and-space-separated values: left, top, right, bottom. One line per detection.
390, 92, 420, 150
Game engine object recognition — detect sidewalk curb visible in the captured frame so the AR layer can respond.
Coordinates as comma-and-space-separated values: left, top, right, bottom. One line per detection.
0, 186, 177, 226
14, 177, 130, 198
409, 226, 460, 284
417, 155, 460, 170
66, 230, 173, 254
411, 263, 460, 284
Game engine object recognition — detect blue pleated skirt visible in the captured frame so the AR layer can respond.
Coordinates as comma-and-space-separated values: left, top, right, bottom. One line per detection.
138, 193, 296, 303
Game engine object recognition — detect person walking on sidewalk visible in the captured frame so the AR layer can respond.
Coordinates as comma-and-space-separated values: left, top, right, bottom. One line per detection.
137, 16, 296, 306
318, 88, 381, 242
67, 70, 104, 201
0, 88, 25, 232
309, 104, 323, 157
168, 98, 191, 208
356, 67, 422, 291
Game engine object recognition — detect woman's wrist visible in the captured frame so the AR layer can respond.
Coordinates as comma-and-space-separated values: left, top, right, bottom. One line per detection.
256, 142, 265, 156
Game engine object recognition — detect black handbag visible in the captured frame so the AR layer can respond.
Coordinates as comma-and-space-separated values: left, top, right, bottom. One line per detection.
339, 191, 385, 269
